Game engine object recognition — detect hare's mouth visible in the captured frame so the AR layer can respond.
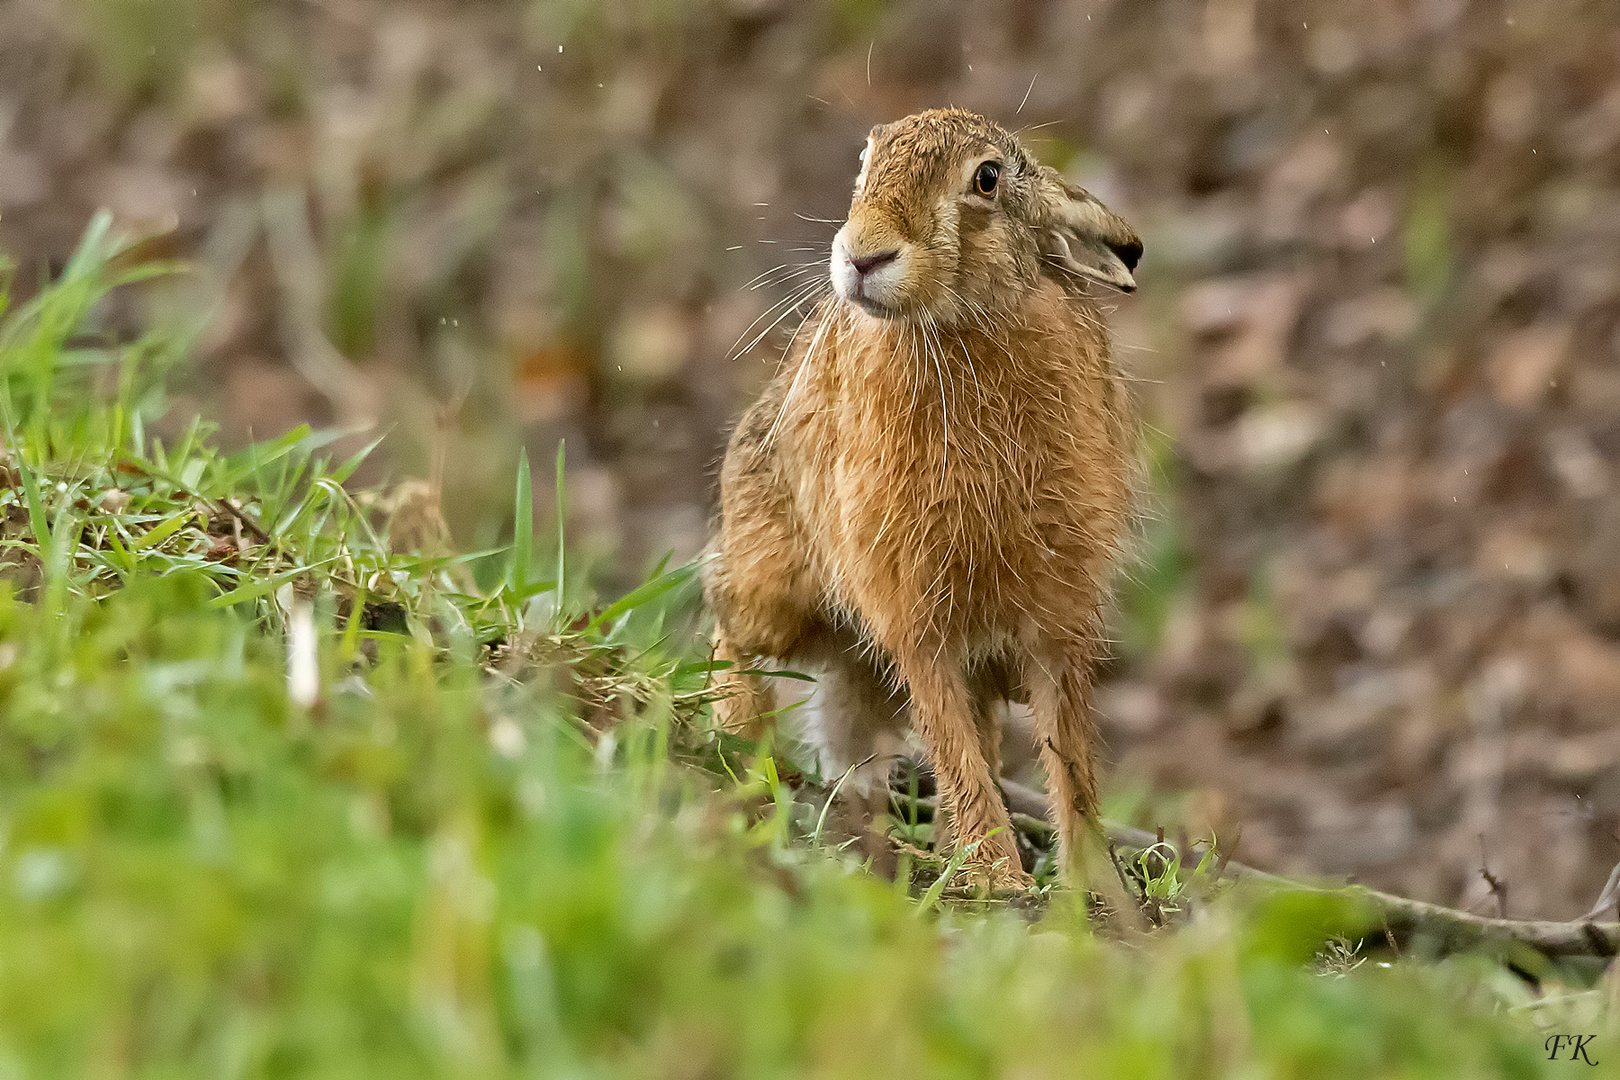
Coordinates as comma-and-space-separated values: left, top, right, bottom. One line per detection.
847, 294, 902, 319
831, 231, 910, 318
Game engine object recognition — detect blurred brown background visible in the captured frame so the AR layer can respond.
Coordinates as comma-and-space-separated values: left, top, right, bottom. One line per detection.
6, 0, 1620, 918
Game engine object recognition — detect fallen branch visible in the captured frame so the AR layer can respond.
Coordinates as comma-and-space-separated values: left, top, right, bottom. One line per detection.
890, 777, 1620, 960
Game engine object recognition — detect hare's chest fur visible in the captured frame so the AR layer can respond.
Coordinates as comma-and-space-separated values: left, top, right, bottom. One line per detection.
788, 297, 1131, 643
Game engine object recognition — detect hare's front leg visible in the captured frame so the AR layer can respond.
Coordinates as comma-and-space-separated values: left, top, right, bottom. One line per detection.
1025, 638, 1103, 878
891, 647, 1028, 890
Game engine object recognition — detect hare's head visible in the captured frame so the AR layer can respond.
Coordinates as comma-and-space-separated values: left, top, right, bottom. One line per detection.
830, 108, 1141, 323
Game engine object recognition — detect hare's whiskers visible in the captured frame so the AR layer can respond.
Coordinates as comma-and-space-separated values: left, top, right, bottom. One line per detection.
904, 317, 924, 418
740, 261, 795, 289
1040, 256, 1113, 333
764, 297, 835, 449
917, 315, 953, 484
745, 261, 825, 291
729, 274, 824, 353
1016, 72, 1038, 114
1013, 117, 1070, 137
747, 265, 827, 295
923, 313, 973, 452
730, 276, 829, 360
939, 281, 997, 339
934, 285, 992, 410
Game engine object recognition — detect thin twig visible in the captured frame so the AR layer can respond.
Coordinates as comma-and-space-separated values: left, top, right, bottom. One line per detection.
1582, 857, 1620, 921
216, 496, 272, 545
1479, 833, 1509, 919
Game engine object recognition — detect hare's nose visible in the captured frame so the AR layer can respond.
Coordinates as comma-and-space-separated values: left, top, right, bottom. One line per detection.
849, 249, 899, 276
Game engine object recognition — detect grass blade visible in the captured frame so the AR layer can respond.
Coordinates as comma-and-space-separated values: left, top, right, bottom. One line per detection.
554, 439, 566, 620
131, 509, 194, 551
584, 563, 695, 634
14, 455, 50, 551
206, 558, 337, 610
509, 447, 532, 596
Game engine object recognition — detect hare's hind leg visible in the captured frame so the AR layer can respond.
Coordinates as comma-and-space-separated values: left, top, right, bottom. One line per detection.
705, 387, 821, 741
703, 535, 820, 740
965, 654, 1025, 801
801, 633, 909, 874
709, 627, 776, 738
1024, 636, 1105, 883
704, 461, 821, 739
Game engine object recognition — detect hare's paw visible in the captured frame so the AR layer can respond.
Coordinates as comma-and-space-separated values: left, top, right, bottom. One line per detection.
964, 858, 1035, 898
710, 673, 773, 738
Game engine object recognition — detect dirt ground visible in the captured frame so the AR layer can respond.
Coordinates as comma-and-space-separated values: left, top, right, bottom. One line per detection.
5, 0, 1620, 918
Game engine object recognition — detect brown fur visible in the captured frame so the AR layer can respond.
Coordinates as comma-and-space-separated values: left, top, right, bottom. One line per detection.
705, 109, 1141, 890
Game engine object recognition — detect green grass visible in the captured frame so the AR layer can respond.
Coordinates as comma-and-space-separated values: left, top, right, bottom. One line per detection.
0, 218, 1597, 1077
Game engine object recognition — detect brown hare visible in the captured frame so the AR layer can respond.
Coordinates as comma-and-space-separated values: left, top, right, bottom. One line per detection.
705, 108, 1141, 891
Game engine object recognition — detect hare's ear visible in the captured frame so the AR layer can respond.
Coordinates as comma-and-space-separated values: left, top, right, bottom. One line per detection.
1034, 167, 1142, 293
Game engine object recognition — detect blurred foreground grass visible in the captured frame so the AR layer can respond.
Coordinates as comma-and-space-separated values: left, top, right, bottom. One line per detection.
0, 218, 1592, 1077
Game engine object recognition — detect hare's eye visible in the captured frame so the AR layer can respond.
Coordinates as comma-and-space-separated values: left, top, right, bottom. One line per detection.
973, 161, 1001, 197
